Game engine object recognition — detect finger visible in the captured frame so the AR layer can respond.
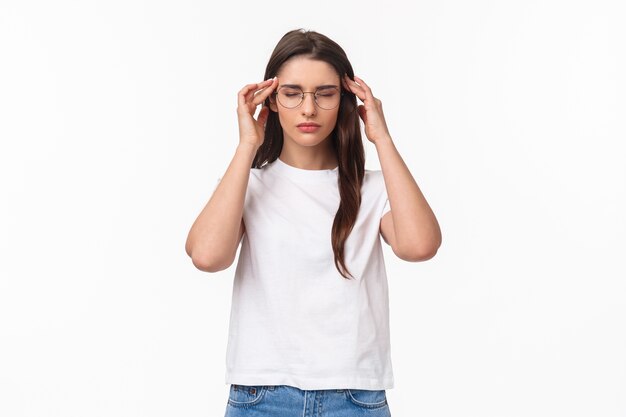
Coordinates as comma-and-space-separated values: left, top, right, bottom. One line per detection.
341, 74, 352, 91
238, 83, 262, 108
246, 78, 277, 105
239, 82, 262, 95
239, 79, 276, 106
252, 77, 278, 105
343, 74, 361, 90
244, 79, 273, 103
249, 78, 275, 97
353, 76, 375, 101
244, 89, 257, 104
239, 81, 269, 100
343, 75, 366, 101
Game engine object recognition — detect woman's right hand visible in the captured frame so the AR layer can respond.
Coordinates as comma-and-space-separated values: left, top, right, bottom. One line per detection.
236, 77, 278, 148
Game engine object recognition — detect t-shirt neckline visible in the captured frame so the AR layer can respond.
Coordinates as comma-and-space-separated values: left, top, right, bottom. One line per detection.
271, 157, 338, 182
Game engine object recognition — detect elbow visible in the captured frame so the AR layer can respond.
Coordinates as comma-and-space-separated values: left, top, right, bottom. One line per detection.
186, 242, 233, 273
186, 235, 230, 273
397, 239, 441, 262
190, 253, 231, 273
186, 232, 240, 273
191, 255, 216, 273
398, 248, 437, 262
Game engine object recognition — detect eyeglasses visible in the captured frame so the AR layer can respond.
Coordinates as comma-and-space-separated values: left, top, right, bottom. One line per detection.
274, 86, 343, 110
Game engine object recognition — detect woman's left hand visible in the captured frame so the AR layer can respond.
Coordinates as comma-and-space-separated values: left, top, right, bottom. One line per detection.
343, 74, 391, 144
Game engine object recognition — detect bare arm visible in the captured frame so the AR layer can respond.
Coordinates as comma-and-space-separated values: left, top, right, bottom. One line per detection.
185, 77, 278, 273
344, 75, 442, 261
185, 143, 257, 272
377, 138, 441, 261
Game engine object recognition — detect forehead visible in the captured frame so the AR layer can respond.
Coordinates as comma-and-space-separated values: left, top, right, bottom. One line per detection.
277, 56, 339, 87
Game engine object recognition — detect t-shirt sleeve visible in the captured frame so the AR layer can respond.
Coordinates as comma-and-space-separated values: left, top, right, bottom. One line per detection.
211, 175, 222, 194
380, 173, 391, 218
381, 196, 391, 218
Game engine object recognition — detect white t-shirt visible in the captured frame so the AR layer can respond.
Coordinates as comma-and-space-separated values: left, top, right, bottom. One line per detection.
221, 157, 393, 390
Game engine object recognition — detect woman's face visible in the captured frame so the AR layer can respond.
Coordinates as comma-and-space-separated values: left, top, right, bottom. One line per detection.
270, 56, 341, 149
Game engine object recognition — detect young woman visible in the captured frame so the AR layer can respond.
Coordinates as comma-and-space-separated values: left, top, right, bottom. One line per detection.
185, 28, 441, 417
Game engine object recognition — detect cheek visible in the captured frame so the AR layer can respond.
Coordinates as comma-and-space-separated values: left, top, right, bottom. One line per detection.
325, 111, 340, 128
276, 111, 291, 127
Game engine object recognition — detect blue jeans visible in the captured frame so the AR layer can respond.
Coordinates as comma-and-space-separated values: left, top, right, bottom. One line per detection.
224, 384, 392, 416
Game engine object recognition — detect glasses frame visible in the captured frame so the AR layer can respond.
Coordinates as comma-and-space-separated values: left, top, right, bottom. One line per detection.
273, 86, 344, 110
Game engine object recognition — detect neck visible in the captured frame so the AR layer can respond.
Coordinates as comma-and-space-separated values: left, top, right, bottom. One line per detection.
279, 140, 338, 170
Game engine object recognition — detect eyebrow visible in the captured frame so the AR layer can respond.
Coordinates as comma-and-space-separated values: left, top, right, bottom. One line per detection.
280, 84, 339, 89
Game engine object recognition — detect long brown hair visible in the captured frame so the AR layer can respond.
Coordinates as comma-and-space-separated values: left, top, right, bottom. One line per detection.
252, 29, 365, 280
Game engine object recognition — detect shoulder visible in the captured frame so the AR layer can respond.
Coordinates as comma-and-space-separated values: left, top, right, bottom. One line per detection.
246, 163, 278, 194
248, 160, 273, 180
360, 169, 387, 208
363, 169, 385, 189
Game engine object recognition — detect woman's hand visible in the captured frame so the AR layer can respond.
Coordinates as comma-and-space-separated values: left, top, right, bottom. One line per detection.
343, 75, 391, 144
236, 77, 278, 148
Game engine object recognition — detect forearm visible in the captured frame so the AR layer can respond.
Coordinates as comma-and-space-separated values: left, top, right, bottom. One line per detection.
185, 143, 258, 271
375, 135, 442, 258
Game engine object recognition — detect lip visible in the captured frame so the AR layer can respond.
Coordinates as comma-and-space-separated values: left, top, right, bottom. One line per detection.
297, 122, 321, 133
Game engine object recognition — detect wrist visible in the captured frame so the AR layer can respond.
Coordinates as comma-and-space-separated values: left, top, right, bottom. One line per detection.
373, 134, 393, 147
236, 142, 261, 154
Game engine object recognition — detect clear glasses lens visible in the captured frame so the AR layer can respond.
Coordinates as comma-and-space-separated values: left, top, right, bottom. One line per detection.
276, 87, 341, 110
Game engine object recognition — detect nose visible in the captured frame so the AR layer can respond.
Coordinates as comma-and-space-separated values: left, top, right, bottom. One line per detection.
300, 92, 316, 116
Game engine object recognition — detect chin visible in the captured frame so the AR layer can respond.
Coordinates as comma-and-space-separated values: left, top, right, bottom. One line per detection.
290, 131, 333, 146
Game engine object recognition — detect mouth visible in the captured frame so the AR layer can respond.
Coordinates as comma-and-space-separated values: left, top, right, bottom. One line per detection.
297, 122, 321, 133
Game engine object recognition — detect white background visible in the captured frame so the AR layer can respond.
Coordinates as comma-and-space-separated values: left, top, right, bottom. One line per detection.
1, 0, 624, 416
